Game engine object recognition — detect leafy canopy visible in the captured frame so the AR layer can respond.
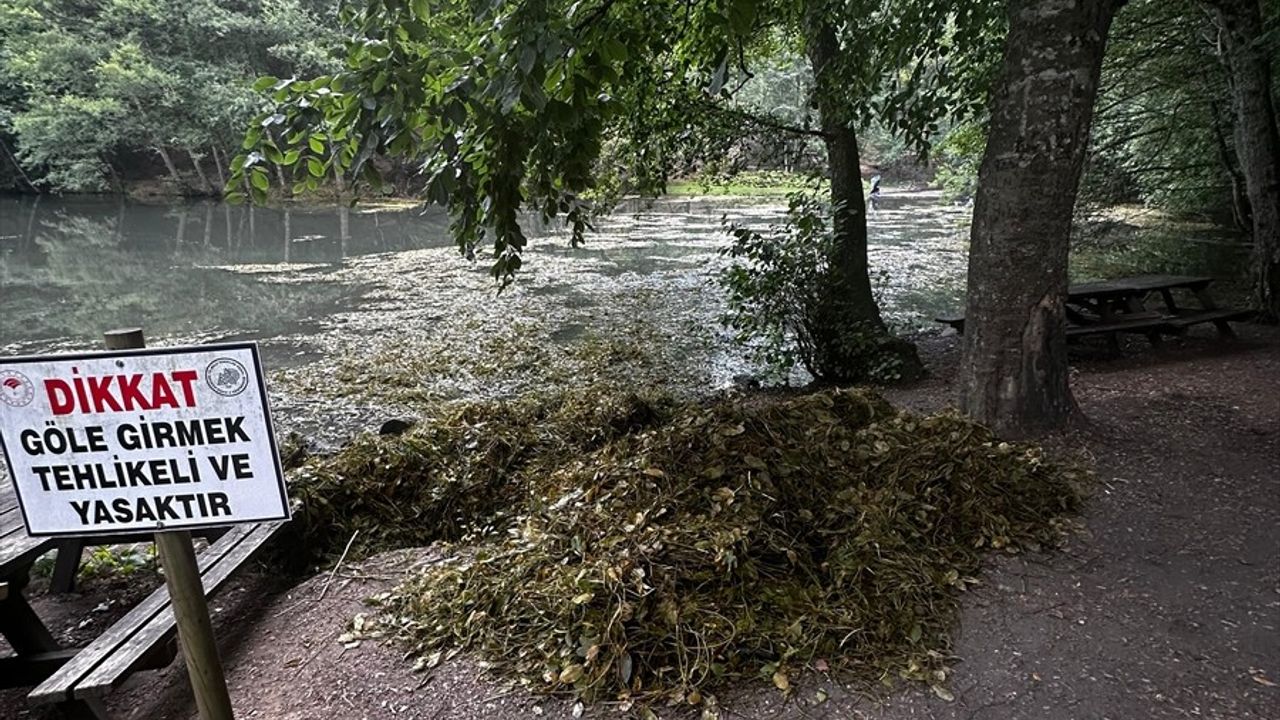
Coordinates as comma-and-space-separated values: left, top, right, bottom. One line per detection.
232, 0, 1004, 281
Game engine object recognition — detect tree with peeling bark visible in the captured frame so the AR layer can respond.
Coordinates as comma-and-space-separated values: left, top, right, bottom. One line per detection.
959, 0, 1128, 436
1206, 0, 1280, 321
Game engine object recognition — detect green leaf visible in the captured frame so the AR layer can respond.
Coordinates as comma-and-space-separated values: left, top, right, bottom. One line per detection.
307, 158, 326, 178
309, 136, 326, 154
250, 170, 270, 192
252, 76, 278, 93
602, 38, 628, 63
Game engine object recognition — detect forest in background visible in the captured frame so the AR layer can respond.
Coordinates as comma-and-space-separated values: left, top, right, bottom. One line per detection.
0, 0, 1274, 228
0, 0, 340, 194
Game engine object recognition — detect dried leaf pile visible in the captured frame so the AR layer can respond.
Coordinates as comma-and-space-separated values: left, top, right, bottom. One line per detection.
288, 390, 675, 557
329, 388, 1086, 702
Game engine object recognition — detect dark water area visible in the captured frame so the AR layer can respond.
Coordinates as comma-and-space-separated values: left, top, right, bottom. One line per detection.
0, 197, 451, 361
0, 193, 974, 364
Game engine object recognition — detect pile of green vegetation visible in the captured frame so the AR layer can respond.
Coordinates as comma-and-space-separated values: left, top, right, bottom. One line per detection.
299, 388, 1084, 703
288, 389, 675, 557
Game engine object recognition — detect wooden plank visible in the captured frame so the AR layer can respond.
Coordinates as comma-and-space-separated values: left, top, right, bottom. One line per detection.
0, 579, 59, 657
26, 524, 256, 706
1, 490, 19, 525
1164, 308, 1253, 328
0, 512, 23, 538
1117, 274, 1213, 292
1068, 279, 1137, 299
72, 521, 283, 700
0, 533, 54, 578
934, 316, 965, 333
1068, 275, 1214, 301
49, 539, 86, 595
1066, 318, 1169, 337
0, 491, 17, 515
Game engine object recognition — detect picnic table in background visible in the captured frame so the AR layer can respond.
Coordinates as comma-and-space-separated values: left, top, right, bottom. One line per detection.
937, 275, 1252, 352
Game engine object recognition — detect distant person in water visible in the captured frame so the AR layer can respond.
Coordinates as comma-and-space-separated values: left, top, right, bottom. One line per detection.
868, 174, 882, 210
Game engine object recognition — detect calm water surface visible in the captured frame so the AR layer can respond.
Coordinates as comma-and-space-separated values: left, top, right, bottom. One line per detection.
0, 192, 969, 359
0, 192, 977, 441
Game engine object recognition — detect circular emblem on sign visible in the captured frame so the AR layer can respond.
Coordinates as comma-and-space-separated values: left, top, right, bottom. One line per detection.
0, 371, 34, 408
206, 358, 250, 397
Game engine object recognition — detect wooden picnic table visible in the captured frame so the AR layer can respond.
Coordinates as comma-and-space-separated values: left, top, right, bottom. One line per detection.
2, 480, 286, 718
938, 274, 1252, 350
0, 483, 82, 698
0, 476, 285, 712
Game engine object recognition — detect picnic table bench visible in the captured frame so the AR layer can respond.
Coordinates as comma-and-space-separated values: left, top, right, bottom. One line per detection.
937, 275, 1252, 351
0, 483, 286, 719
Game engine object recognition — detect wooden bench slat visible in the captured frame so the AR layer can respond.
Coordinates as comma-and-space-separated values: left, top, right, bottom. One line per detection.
1066, 318, 1169, 337
1164, 308, 1253, 328
26, 524, 258, 705
0, 533, 53, 579
939, 307, 1249, 338
71, 521, 283, 699
1, 516, 23, 539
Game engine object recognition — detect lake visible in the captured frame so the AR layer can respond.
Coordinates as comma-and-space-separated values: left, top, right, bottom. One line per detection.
0, 192, 972, 441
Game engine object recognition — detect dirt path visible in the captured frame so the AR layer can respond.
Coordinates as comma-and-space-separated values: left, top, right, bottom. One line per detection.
4, 327, 1277, 719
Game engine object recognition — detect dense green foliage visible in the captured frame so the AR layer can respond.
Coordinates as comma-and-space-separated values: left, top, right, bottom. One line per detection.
0, 0, 339, 192
1083, 0, 1243, 220
230, 0, 1004, 280
721, 194, 906, 383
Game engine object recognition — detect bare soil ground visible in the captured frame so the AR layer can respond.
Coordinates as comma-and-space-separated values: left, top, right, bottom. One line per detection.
3, 326, 1278, 720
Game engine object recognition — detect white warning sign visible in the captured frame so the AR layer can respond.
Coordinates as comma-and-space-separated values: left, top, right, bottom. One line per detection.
0, 343, 290, 536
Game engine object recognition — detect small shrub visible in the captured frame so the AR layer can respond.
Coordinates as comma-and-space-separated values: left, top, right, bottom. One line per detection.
934, 122, 986, 201
719, 193, 908, 384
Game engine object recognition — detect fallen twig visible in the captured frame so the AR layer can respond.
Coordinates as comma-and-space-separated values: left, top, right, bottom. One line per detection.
319, 530, 359, 601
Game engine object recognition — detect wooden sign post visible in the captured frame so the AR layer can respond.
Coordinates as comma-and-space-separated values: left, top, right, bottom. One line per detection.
0, 330, 291, 720
104, 329, 234, 720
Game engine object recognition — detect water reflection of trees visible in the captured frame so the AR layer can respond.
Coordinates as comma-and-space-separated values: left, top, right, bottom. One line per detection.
0, 198, 450, 350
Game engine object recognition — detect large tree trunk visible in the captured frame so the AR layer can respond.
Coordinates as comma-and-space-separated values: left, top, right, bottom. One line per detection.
804, 4, 922, 382
1211, 0, 1280, 321
959, 0, 1125, 436
1209, 98, 1254, 234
